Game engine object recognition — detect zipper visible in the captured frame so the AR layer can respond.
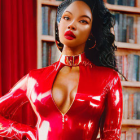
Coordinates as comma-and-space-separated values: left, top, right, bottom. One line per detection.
62, 114, 65, 129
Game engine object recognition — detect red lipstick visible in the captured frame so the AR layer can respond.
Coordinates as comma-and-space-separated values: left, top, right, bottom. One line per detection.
64, 30, 76, 40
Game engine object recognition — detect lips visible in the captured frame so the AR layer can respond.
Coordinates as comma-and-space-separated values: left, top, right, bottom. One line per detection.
64, 30, 76, 40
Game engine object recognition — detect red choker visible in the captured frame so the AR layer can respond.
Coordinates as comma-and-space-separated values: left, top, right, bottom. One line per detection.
59, 52, 86, 67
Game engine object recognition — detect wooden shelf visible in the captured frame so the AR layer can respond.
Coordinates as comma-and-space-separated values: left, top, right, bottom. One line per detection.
41, 35, 55, 42
41, 1, 61, 6
122, 119, 140, 126
121, 81, 140, 88
41, 1, 140, 14
115, 41, 140, 50
104, 3, 140, 14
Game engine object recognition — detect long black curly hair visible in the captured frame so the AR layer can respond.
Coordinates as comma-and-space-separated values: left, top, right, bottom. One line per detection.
55, 0, 127, 81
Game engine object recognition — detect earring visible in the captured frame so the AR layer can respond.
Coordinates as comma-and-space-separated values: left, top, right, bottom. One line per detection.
57, 41, 63, 48
56, 40, 63, 49
88, 33, 96, 49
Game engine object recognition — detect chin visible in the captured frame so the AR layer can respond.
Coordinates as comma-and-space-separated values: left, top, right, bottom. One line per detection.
61, 39, 77, 47
64, 42, 79, 48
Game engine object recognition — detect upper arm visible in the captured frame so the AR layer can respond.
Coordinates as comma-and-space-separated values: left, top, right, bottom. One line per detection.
0, 73, 29, 118
0, 72, 38, 139
100, 72, 123, 140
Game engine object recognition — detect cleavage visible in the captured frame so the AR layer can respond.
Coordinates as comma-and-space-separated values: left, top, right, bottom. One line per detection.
51, 66, 80, 115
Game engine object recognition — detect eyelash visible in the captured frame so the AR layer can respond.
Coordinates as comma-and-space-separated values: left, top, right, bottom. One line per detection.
63, 16, 88, 24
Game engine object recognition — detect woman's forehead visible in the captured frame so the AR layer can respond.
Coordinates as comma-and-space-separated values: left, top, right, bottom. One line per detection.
63, 1, 92, 17
57, 0, 96, 23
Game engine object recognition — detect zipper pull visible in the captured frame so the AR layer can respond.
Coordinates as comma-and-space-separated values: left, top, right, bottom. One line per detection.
62, 115, 65, 122
62, 114, 65, 129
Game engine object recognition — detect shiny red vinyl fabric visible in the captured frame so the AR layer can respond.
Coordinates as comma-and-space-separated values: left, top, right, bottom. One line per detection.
0, 52, 123, 140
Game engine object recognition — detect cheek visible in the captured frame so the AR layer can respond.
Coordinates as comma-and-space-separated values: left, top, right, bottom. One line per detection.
78, 26, 91, 40
58, 20, 92, 44
59, 20, 67, 32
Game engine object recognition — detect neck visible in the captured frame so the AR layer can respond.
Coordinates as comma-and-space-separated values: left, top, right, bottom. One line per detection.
61, 44, 85, 56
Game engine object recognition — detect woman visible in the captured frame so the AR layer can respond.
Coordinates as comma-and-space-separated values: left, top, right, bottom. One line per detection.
0, 0, 123, 139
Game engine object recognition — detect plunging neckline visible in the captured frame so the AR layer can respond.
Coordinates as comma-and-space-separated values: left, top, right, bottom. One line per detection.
50, 64, 81, 116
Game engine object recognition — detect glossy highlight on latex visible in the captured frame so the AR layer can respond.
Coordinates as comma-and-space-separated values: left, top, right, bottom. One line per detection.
0, 52, 123, 140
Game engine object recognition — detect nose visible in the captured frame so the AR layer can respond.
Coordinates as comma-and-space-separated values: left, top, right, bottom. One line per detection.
68, 21, 76, 30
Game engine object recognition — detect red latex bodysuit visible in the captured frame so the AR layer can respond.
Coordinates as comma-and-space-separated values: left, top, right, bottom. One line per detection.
0, 52, 123, 140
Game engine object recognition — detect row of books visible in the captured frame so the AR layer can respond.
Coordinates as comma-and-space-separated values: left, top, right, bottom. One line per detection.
57, 0, 139, 7
42, 42, 61, 67
116, 54, 140, 81
111, 12, 140, 44
107, 0, 136, 6
123, 91, 140, 120
42, 6, 57, 36
121, 130, 140, 140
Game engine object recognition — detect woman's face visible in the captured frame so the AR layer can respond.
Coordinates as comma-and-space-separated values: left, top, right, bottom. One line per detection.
58, 1, 93, 49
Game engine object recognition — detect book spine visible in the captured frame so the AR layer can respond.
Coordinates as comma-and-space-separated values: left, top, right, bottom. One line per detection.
132, 55, 139, 81
47, 44, 52, 66
130, 0, 135, 7
127, 16, 134, 43
138, 56, 140, 81
137, 0, 140, 7
134, 15, 137, 44
119, 14, 123, 42
127, 54, 133, 81
126, 93, 129, 119
50, 8, 57, 36
107, 0, 115, 4
42, 6, 45, 35
133, 92, 138, 119
123, 93, 129, 119
137, 94, 140, 119
137, 17, 140, 44
128, 93, 134, 119
114, 13, 119, 42
48, 7, 51, 35
42, 42, 47, 67
122, 14, 127, 42
118, 0, 123, 5
43, 6, 49, 35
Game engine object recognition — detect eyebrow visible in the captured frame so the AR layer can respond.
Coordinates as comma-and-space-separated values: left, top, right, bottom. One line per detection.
65, 11, 91, 21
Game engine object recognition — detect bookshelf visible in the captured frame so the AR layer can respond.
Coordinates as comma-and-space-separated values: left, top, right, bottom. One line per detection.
37, 0, 140, 138
104, 3, 140, 14
107, 0, 140, 137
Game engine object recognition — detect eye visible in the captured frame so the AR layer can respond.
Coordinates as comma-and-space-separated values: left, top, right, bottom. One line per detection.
80, 20, 88, 24
63, 16, 70, 20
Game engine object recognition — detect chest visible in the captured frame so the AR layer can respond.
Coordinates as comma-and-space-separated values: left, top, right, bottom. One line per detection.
31, 64, 108, 117
51, 66, 80, 114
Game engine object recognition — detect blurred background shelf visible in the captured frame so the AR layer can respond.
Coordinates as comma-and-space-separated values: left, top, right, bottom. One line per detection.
105, 3, 140, 14
41, 35, 55, 42
41, 1, 61, 6
121, 81, 140, 88
115, 42, 140, 50
122, 119, 140, 126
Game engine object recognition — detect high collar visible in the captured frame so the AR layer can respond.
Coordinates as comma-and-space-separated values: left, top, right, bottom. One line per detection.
59, 52, 87, 67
